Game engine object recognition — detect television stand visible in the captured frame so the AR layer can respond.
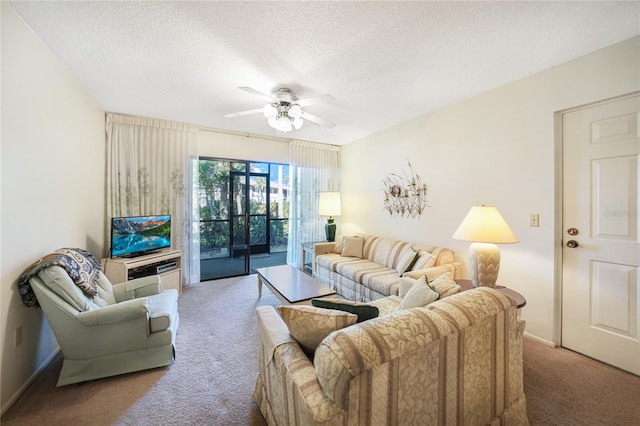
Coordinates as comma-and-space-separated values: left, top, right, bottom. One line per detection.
103, 249, 182, 296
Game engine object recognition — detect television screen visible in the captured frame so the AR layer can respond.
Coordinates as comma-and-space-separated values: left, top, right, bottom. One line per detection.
110, 215, 171, 258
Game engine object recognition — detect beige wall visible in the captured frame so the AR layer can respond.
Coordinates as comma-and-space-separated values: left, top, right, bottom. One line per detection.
341, 36, 640, 344
1, 3, 106, 413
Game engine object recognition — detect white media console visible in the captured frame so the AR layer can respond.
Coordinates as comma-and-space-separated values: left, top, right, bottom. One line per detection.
103, 249, 182, 296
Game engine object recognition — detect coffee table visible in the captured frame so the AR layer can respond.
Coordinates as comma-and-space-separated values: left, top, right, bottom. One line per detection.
256, 264, 336, 305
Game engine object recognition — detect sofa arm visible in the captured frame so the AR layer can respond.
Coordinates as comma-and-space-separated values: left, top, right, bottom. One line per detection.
113, 275, 161, 302
314, 242, 337, 256
256, 306, 295, 366
255, 306, 345, 424
77, 298, 149, 326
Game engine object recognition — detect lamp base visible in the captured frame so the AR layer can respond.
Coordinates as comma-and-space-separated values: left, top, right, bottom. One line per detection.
325, 217, 336, 242
468, 242, 501, 288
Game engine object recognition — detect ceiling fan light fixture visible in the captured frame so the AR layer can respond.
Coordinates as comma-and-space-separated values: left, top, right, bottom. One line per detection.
263, 104, 277, 118
288, 104, 302, 119
276, 115, 293, 132
226, 87, 334, 133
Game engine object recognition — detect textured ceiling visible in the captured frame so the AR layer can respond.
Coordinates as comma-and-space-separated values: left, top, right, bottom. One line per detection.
7, 1, 640, 145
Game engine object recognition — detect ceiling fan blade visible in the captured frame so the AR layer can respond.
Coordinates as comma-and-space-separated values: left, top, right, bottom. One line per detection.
302, 111, 335, 129
296, 93, 335, 107
224, 108, 264, 118
238, 87, 277, 104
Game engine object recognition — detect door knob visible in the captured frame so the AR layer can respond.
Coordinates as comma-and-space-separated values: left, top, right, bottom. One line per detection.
566, 240, 579, 248
567, 228, 579, 236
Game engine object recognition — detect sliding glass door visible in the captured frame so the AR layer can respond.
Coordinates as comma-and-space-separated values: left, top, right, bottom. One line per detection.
199, 158, 289, 280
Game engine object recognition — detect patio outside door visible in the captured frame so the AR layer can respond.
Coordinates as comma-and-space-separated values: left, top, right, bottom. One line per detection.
199, 159, 289, 280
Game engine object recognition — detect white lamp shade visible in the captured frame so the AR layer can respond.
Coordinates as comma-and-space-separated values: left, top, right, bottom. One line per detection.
319, 192, 342, 217
452, 205, 518, 244
453, 205, 518, 288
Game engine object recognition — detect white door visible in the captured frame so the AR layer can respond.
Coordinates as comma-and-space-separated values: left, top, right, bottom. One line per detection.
562, 93, 640, 375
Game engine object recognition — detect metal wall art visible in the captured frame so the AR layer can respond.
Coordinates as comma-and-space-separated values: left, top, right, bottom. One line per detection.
383, 161, 428, 218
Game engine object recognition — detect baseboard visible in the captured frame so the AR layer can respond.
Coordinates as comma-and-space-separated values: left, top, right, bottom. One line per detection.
1, 347, 60, 416
523, 332, 556, 347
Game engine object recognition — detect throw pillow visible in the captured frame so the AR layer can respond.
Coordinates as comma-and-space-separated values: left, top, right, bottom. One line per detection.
341, 236, 365, 258
398, 275, 440, 310
311, 298, 379, 323
411, 250, 434, 271
395, 247, 419, 275
398, 276, 416, 298
277, 305, 357, 355
332, 235, 344, 254
430, 272, 462, 298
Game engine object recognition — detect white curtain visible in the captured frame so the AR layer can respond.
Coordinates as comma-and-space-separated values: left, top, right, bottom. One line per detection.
287, 140, 341, 268
105, 114, 200, 285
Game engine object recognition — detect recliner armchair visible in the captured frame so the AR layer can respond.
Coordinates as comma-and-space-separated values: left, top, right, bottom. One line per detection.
27, 265, 179, 386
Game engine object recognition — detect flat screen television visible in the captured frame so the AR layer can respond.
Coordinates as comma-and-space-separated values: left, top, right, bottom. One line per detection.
110, 215, 171, 258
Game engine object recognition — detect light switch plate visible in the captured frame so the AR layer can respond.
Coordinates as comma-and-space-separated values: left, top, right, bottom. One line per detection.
530, 214, 540, 227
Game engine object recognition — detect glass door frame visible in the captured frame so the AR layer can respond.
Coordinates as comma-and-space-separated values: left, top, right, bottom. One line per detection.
198, 157, 289, 280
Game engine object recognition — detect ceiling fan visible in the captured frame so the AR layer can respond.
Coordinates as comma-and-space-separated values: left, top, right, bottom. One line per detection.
224, 87, 336, 133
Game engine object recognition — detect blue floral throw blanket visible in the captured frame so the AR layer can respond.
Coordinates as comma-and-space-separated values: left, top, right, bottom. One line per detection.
18, 248, 103, 307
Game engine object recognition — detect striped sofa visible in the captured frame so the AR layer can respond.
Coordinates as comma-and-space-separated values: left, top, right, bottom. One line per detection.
314, 234, 462, 301
253, 287, 529, 425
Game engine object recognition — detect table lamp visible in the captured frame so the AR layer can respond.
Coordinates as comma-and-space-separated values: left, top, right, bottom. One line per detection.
452, 205, 518, 288
319, 192, 341, 242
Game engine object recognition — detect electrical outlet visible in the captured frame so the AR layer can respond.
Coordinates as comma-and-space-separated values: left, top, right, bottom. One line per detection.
530, 214, 540, 227
14, 326, 23, 348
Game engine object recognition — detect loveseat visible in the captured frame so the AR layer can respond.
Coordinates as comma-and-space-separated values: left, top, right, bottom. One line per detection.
253, 287, 529, 425
314, 234, 462, 302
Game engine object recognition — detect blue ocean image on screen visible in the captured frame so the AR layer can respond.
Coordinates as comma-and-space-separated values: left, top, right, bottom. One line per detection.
112, 234, 170, 256
111, 215, 171, 257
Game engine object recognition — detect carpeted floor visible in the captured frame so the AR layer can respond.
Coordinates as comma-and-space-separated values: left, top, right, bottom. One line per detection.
2, 275, 639, 425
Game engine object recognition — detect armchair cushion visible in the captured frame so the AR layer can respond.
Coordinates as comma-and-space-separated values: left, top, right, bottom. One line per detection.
113, 275, 161, 302
77, 298, 149, 326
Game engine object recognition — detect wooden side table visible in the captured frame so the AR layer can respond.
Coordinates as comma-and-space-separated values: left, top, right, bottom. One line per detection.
455, 279, 526, 309
300, 242, 317, 276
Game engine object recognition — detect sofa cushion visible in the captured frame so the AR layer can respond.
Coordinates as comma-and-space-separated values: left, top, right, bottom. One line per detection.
412, 245, 455, 267
399, 276, 416, 298
363, 236, 413, 269
361, 271, 402, 298
276, 305, 357, 355
369, 295, 402, 316
410, 249, 434, 270
337, 259, 390, 282
395, 247, 419, 274
311, 298, 379, 322
430, 272, 461, 298
398, 275, 440, 310
400, 272, 462, 299
341, 236, 365, 258
316, 253, 360, 271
